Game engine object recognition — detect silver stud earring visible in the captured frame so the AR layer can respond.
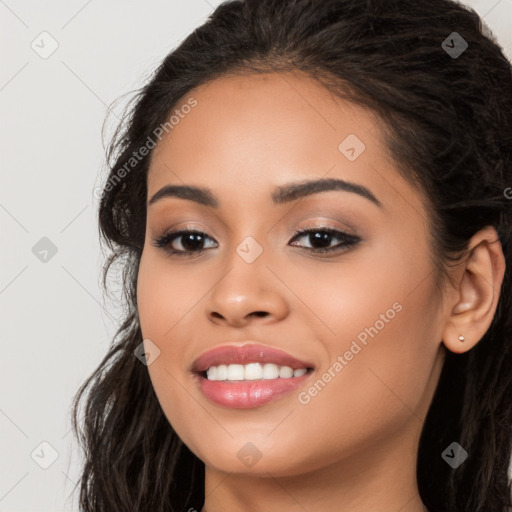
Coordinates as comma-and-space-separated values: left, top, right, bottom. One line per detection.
458, 335, 465, 342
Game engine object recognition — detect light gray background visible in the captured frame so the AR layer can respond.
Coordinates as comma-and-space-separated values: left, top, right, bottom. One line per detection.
1, 1, 511, 510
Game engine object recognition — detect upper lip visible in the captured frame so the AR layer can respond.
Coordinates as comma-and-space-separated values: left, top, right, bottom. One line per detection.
191, 343, 315, 373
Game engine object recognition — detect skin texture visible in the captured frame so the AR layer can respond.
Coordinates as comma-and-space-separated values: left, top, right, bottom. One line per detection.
136, 71, 506, 512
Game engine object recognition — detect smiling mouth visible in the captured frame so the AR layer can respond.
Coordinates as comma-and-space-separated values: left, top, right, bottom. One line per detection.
191, 343, 316, 408
194, 363, 315, 409
199, 363, 315, 381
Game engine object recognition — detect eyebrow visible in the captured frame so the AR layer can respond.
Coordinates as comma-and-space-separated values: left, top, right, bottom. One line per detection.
148, 178, 382, 208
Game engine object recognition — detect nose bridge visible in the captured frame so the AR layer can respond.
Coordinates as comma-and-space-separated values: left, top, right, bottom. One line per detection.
216, 231, 269, 304
222, 211, 268, 271
203, 229, 289, 325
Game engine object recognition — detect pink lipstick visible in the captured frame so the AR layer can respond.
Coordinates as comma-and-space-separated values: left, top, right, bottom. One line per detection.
191, 343, 315, 409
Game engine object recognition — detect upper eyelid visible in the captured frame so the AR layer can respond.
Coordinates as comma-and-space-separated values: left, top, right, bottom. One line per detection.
162, 225, 354, 239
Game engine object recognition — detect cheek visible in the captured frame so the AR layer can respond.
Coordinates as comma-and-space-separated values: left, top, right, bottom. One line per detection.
285, 227, 434, 345
137, 251, 209, 344
275, 294, 440, 476
136, 251, 216, 451
283, 236, 438, 439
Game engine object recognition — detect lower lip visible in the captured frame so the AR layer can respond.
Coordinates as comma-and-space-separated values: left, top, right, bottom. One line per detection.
195, 372, 313, 409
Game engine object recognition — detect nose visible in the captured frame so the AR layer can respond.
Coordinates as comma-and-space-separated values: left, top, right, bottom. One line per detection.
204, 255, 289, 328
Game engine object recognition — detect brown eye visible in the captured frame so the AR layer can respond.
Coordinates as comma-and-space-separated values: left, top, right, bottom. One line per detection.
289, 227, 360, 253
152, 226, 361, 258
153, 229, 217, 256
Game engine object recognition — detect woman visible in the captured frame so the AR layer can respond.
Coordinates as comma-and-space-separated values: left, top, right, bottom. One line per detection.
71, 0, 512, 510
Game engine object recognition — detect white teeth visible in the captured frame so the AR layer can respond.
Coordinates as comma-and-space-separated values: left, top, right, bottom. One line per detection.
227, 364, 244, 381
205, 362, 309, 381
279, 366, 294, 378
262, 363, 279, 379
244, 362, 263, 380
216, 364, 228, 380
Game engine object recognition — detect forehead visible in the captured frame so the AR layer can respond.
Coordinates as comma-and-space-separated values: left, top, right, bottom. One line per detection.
146, 71, 427, 225
149, 72, 386, 183
157, 71, 382, 145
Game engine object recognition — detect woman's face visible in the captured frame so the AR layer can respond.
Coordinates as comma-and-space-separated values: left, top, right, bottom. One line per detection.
137, 71, 447, 478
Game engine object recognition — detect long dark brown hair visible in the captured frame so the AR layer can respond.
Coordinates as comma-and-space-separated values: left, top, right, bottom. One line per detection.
71, 0, 512, 510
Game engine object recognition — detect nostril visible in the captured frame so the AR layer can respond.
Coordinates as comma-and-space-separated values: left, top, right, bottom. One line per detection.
252, 311, 268, 317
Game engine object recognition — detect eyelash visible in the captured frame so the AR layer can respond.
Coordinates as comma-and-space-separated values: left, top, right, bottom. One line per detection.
152, 225, 361, 258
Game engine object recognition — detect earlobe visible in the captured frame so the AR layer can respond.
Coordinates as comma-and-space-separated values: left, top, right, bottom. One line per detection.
441, 226, 505, 355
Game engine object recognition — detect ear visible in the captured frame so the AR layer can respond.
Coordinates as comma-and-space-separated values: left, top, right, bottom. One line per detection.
442, 226, 506, 354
